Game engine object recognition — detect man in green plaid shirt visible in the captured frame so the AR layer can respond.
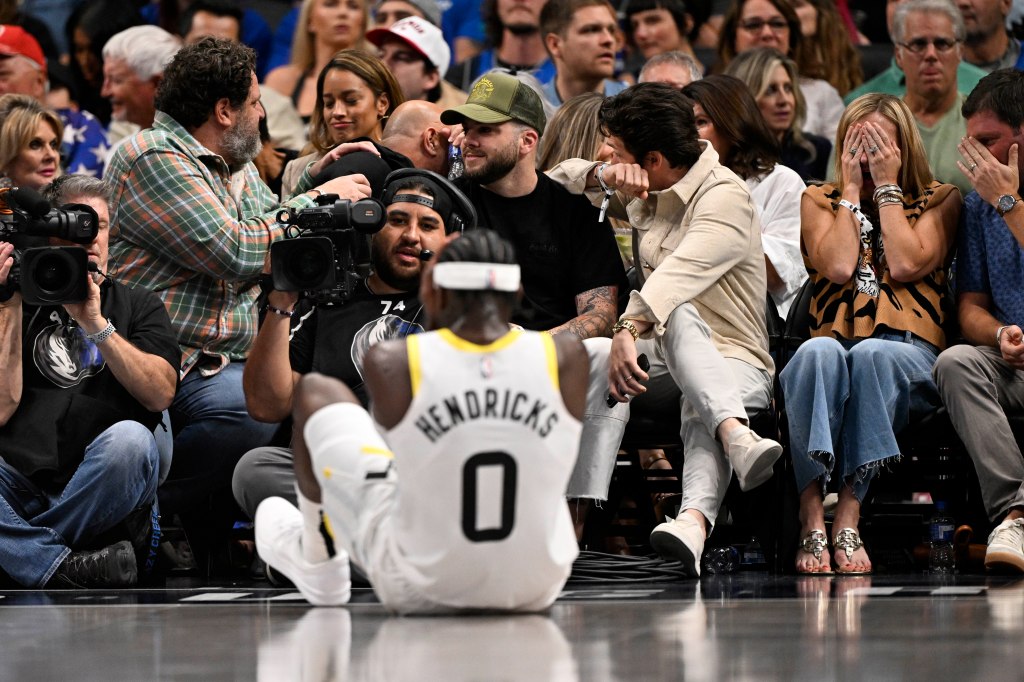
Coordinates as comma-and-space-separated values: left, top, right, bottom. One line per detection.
106, 37, 371, 541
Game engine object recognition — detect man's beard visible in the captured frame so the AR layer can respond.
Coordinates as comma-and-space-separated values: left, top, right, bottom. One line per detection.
506, 22, 539, 36
222, 117, 262, 171
371, 237, 420, 291
463, 139, 519, 186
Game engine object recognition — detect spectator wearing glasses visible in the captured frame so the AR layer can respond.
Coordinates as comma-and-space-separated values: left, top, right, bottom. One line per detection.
367, 16, 468, 108
715, 0, 845, 143
843, 0, 988, 105
893, 0, 974, 197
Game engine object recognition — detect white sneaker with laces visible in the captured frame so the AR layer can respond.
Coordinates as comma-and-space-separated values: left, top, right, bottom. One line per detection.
728, 427, 783, 491
256, 497, 352, 605
985, 517, 1024, 574
649, 514, 706, 577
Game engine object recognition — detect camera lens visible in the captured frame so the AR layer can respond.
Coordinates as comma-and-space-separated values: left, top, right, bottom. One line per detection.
30, 251, 73, 294
287, 243, 331, 289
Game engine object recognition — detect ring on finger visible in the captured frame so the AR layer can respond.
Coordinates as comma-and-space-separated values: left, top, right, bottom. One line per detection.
869, 145, 879, 154
849, 147, 858, 156
969, 162, 978, 172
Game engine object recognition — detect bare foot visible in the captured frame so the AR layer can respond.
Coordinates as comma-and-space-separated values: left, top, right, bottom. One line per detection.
833, 527, 872, 574
796, 528, 832, 573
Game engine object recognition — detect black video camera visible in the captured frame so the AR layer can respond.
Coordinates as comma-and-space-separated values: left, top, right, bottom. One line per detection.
270, 194, 386, 305
0, 187, 99, 305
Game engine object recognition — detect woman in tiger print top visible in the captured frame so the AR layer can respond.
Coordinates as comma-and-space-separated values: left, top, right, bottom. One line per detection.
779, 93, 962, 575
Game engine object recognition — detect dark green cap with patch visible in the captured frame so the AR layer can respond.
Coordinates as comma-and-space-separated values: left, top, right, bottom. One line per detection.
441, 72, 546, 136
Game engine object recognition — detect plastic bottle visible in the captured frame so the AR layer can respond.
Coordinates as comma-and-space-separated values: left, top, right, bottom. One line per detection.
447, 145, 464, 181
740, 536, 767, 571
928, 501, 956, 574
702, 546, 739, 574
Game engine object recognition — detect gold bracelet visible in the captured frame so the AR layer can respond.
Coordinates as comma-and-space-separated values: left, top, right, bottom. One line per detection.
612, 319, 640, 341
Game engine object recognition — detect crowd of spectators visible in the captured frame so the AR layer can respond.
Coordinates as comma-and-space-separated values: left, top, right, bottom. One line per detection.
1, 0, 1024, 592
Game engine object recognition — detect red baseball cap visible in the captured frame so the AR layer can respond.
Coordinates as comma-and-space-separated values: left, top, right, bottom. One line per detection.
0, 25, 45, 71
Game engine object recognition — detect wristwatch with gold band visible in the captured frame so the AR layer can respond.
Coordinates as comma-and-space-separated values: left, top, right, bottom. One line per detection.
612, 319, 640, 341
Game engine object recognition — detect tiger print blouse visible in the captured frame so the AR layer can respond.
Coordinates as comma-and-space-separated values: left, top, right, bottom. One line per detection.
802, 181, 958, 349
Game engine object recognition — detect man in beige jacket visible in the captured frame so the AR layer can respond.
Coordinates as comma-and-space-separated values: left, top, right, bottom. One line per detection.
548, 83, 781, 576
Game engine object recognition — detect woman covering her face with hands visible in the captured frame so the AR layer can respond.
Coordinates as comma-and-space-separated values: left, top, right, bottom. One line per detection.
779, 93, 961, 575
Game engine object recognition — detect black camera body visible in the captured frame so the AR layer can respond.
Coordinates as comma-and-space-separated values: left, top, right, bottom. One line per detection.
271, 194, 386, 305
0, 187, 99, 305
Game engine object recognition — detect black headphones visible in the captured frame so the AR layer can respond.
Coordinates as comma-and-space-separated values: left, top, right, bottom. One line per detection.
380, 168, 478, 235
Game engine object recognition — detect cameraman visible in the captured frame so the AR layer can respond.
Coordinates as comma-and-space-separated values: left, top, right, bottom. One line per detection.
105, 38, 372, 541
232, 170, 474, 534
0, 176, 179, 588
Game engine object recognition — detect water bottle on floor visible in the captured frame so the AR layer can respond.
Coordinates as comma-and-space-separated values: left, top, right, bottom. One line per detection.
928, 501, 956, 574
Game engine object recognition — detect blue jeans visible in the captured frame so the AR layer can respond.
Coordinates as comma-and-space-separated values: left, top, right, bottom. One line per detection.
780, 333, 940, 500
0, 421, 160, 587
160, 362, 278, 516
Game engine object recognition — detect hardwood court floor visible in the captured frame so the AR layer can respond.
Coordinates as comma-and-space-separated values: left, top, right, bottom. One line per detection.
1, 572, 1021, 680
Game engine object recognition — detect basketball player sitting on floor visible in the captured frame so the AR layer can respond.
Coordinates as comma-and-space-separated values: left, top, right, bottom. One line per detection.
255, 229, 589, 614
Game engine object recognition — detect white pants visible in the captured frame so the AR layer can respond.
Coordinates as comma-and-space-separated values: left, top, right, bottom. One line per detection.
567, 303, 772, 531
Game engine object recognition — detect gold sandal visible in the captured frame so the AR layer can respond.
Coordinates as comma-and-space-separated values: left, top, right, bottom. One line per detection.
833, 527, 872, 575
797, 529, 833, 575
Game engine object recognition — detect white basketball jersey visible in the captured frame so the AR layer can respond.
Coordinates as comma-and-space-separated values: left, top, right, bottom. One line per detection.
384, 328, 581, 610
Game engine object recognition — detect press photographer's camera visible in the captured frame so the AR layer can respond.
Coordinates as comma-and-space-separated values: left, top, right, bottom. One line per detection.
270, 194, 386, 304
0, 186, 99, 305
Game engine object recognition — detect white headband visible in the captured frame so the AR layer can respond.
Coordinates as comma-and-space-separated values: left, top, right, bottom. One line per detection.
432, 262, 521, 292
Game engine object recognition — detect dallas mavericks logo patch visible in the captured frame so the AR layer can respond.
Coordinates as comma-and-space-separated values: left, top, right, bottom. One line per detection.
32, 311, 106, 387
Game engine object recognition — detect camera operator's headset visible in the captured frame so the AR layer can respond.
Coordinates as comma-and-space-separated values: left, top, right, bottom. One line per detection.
380, 168, 477, 235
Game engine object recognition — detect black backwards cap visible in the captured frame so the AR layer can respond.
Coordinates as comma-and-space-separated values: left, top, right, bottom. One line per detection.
380, 168, 477, 235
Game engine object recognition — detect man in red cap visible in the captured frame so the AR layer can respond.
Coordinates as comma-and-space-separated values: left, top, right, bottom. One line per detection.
0, 25, 109, 178
368, 17, 468, 109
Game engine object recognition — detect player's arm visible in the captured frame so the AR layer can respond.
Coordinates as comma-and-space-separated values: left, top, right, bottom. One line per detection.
363, 338, 413, 429
552, 334, 588, 421
548, 285, 618, 340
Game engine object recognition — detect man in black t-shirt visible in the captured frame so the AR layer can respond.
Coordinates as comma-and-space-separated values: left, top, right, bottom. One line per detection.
232, 170, 474, 530
0, 176, 179, 589
441, 71, 626, 336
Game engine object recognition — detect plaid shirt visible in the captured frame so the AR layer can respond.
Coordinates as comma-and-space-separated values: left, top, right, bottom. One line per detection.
107, 112, 315, 376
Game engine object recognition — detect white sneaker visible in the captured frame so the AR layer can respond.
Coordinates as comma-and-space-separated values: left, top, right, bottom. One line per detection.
256, 497, 352, 606
985, 518, 1024, 574
650, 514, 705, 577
728, 427, 783, 491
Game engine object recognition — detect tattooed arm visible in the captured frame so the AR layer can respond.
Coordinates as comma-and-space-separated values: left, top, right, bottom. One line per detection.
548, 285, 618, 340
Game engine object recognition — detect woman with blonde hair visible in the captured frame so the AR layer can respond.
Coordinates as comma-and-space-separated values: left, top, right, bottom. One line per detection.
726, 47, 829, 182
537, 93, 611, 172
0, 95, 62, 191
281, 49, 404, 198
780, 93, 961, 575
264, 0, 371, 122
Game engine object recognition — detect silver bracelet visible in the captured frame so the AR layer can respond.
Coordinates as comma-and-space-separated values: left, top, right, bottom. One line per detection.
873, 184, 901, 203
85, 319, 116, 344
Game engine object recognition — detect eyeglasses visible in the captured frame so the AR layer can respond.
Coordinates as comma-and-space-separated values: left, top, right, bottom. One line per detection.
738, 18, 789, 33
899, 37, 960, 53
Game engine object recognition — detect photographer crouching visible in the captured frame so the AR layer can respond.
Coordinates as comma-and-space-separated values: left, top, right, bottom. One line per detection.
233, 169, 475, 540
0, 176, 179, 588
